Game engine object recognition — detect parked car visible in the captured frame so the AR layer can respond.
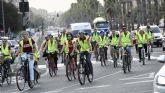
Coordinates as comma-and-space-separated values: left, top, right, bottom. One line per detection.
140, 25, 163, 47
154, 55, 165, 93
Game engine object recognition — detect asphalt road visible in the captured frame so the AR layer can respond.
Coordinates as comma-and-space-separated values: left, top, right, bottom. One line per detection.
0, 32, 164, 93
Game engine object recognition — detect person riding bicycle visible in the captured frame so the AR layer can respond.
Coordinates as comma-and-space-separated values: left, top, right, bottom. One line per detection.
98, 31, 108, 60
119, 26, 133, 61
44, 34, 58, 70
40, 36, 49, 60
16, 31, 37, 85
0, 39, 12, 72
109, 30, 119, 60
61, 32, 77, 70
146, 25, 153, 51
75, 31, 93, 74
60, 29, 67, 63
137, 30, 148, 62
134, 26, 140, 54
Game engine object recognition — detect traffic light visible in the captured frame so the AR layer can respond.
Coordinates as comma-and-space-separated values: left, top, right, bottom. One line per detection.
19, 2, 29, 12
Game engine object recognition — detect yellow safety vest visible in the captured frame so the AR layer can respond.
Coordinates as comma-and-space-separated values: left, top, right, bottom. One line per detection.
1, 44, 12, 59
60, 34, 67, 45
121, 32, 131, 46
48, 40, 57, 53
111, 35, 118, 46
64, 40, 74, 53
20, 38, 33, 53
99, 36, 107, 48
78, 37, 89, 52
138, 34, 147, 47
92, 32, 99, 42
146, 31, 152, 40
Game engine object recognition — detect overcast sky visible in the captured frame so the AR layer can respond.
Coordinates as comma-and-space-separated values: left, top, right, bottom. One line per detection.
28, 0, 104, 13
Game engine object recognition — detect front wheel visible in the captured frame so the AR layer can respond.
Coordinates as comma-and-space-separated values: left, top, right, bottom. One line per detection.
77, 63, 85, 85
66, 61, 72, 81
6, 68, 12, 85
122, 56, 127, 74
16, 67, 25, 91
142, 50, 145, 65
87, 64, 93, 83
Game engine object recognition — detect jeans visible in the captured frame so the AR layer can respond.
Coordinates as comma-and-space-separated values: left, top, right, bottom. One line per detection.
80, 51, 92, 74
125, 46, 132, 56
21, 53, 35, 81
4, 58, 12, 69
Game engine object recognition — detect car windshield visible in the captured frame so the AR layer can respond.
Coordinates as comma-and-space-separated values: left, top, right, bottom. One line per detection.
151, 27, 160, 33
72, 30, 79, 38
96, 22, 108, 28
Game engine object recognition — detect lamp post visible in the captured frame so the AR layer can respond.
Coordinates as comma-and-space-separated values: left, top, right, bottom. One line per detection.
2, 0, 5, 36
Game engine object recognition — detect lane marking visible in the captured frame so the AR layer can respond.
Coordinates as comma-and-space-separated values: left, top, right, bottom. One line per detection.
123, 80, 153, 85
129, 90, 153, 93
74, 85, 111, 91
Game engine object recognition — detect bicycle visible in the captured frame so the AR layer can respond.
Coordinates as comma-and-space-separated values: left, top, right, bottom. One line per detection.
16, 53, 39, 91
65, 53, 77, 81
77, 51, 93, 85
122, 45, 132, 74
111, 45, 119, 68
139, 43, 146, 65
100, 47, 106, 66
0, 53, 12, 87
48, 52, 57, 77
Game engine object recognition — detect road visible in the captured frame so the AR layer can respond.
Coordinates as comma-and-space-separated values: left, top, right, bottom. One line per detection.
0, 33, 164, 93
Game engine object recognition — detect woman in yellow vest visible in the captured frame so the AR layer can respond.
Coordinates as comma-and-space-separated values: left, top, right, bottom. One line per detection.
137, 30, 148, 62
98, 31, 108, 60
44, 34, 58, 70
75, 31, 92, 73
1, 39, 12, 70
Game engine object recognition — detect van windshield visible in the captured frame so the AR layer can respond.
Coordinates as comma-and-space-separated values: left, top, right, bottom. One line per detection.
96, 22, 108, 28
71, 29, 92, 38
151, 27, 160, 33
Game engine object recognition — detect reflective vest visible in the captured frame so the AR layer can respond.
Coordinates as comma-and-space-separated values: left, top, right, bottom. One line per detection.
138, 34, 147, 47
121, 32, 131, 46
78, 37, 89, 52
111, 35, 118, 46
64, 40, 74, 53
34, 51, 40, 62
99, 36, 107, 48
60, 34, 67, 45
92, 32, 99, 42
1, 44, 12, 59
48, 40, 57, 53
146, 31, 152, 40
20, 38, 33, 53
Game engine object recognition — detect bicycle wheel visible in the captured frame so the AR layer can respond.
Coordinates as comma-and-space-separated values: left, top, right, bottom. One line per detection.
48, 60, 53, 77
72, 58, 77, 79
6, 68, 12, 85
142, 50, 145, 65
113, 52, 117, 68
0, 66, 4, 87
128, 57, 131, 72
16, 67, 25, 91
122, 56, 127, 74
77, 62, 85, 85
27, 68, 34, 89
87, 63, 93, 83
34, 69, 40, 84
66, 61, 72, 81
148, 47, 151, 60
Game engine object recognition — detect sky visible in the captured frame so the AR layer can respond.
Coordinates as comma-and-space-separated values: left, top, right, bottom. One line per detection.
28, 0, 104, 13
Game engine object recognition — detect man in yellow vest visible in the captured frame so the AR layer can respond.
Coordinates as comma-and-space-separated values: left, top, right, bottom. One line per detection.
119, 26, 133, 59
44, 34, 58, 70
75, 31, 93, 74
16, 31, 37, 85
0, 39, 12, 70
60, 29, 67, 63
110, 30, 119, 59
98, 31, 108, 60
137, 30, 148, 62
146, 25, 153, 51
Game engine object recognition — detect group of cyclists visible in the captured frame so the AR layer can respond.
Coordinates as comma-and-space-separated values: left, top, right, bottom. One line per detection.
0, 25, 153, 89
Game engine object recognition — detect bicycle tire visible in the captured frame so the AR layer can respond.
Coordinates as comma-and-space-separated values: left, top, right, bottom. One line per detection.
128, 58, 131, 72
16, 67, 25, 91
142, 50, 145, 65
66, 62, 72, 81
0, 66, 4, 87
87, 63, 93, 83
34, 69, 40, 84
122, 56, 127, 74
77, 62, 85, 85
6, 68, 12, 85
148, 49, 151, 60
27, 66, 34, 89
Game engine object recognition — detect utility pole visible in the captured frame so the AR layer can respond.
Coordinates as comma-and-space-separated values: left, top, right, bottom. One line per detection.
2, 0, 5, 36
22, 0, 25, 30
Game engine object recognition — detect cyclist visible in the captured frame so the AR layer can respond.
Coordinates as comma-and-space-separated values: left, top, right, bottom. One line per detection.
40, 36, 49, 60
134, 27, 140, 54
98, 31, 108, 60
109, 30, 119, 61
75, 31, 92, 74
91, 28, 99, 60
16, 31, 37, 85
43, 34, 58, 70
60, 29, 67, 63
0, 39, 12, 72
146, 25, 153, 51
119, 26, 133, 63
137, 30, 147, 62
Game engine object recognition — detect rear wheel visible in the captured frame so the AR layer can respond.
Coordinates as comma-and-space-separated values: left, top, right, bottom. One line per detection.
142, 50, 145, 65
66, 61, 72, 81
16, 67, 25, 91
27, 68, 34, 89
6, 68, 12, 85
78, 63, 85, 85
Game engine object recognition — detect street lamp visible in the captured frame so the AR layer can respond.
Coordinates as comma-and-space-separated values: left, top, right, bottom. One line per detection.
1, 0, 5, 36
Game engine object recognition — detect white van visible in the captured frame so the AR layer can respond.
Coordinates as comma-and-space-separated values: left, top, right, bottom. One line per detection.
140, 25, 163, 47
70, 22, 92, 38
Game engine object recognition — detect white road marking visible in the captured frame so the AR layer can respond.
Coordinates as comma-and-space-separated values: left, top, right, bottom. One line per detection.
129, 90, 153, 93
120, 72, 155, 81
74, 85, 112, 91
123, 80, 153, 85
